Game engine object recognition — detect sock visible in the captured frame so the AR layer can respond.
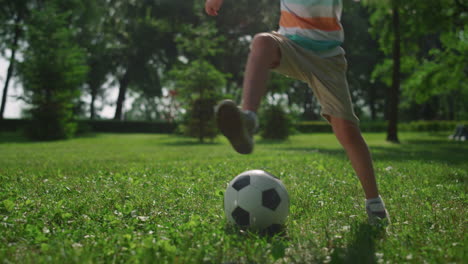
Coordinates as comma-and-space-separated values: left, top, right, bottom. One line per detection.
366, 196, 386, 212
243, 110, 259, 131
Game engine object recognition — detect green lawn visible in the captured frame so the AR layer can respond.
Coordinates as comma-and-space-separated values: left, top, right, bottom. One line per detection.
0, 132, 466, 263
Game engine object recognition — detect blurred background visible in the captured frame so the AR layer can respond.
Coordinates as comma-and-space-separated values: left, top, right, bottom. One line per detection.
0, 0, 467, 141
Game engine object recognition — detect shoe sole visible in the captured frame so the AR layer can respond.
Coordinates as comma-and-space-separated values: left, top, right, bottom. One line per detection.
216, 101, 253, 154
367, 208, 391, 226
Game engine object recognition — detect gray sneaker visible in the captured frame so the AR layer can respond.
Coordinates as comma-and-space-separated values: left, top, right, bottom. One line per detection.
216, 100, 257, 154
366, 201, 391, 226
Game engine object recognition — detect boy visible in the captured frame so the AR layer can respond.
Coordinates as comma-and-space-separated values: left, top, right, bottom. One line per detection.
205, 0, 389, 224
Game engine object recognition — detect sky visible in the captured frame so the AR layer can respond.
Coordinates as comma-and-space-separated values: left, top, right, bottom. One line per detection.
0, 56, 24, 118
0, 55, 121, 119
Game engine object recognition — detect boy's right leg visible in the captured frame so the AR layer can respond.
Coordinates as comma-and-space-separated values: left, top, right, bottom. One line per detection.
241, 33, 281, 112
217, 33, 281, 154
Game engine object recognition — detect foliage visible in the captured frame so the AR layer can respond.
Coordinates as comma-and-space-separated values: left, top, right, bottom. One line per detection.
170, 59, 226, 142
106, 0, 194, 120
77, 0, 114, 119
296, 120, 468, 133
295, 121, 333, 133
183, 98, 218, 141
209, 0, 279, 99
0, 0, 29, 119
18, 4, 87, 140
1, 0, 466, 129
259, 103, 292, 140
82, 120, 177, 134
363, 0, 468, 121
403, 27, 468, 118
0, 0, 29, 57
399, 120, 468, 132
168, 22, 229, 142
342, 1, 387, 121
125, 90, 182, 123
0, 132, 466, 262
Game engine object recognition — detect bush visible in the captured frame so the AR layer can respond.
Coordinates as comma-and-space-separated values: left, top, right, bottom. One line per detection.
82, 120, 177, 133
260, 104, 292, 140
183, 98, 218, 142
0, 119, 29, 132
295, 120, 468, 133
360, 121, 388, 132
399, 120, 468, 132
19, 6, 87, 141
27, 102, 77, 140
295, 121, 332, 133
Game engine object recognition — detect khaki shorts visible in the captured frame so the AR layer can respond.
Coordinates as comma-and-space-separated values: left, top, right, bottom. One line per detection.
265, 32, 359, 124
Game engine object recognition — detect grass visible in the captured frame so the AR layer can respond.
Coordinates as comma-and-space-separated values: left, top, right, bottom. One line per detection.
0, 132, 466, 263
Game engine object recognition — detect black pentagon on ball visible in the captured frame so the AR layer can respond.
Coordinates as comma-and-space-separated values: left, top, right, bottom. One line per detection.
262, 188, 281, 210
232, 207, 250, 226
232, 175, 250, 191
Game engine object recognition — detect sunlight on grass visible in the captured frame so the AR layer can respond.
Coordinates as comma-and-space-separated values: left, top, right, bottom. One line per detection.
0, 132, 466, 263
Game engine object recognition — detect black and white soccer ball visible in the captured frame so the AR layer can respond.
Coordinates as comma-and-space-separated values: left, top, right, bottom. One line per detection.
224, 170, 289, 231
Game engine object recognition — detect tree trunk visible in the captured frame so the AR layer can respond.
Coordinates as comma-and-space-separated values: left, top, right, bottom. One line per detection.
448, 93, 455, 120
199, 88, 204, 143
369, 86, 377, 121
0, 15, 21, 120
114, 71, 131, 120
386, 2, 400, 143
90, 87, 97, 120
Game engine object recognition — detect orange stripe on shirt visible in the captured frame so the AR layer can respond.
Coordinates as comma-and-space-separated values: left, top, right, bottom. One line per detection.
279, 11, 341, 32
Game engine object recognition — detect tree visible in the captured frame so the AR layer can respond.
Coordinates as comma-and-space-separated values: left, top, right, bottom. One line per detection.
125, 89, 182, 122
19, 3, 88, 140
107, 0, 194, 120
362, 0, 402, 142
168, 22, 228, 143
74, 0, 114, 120
342, 1, 387, 121
210, 0, 279, 100
0, 0, 29, 119
387, 1, 401, 143
86, 42, 112, 120
402, 1, 468, 120
364, 0, 468, 139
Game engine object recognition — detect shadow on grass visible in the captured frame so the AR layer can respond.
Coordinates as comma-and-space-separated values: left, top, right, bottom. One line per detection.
162, 140, 222, 146
160, 135, 222, 146
223, 224, 291, 262
330, 223, 386, 264
281, 137, 468, 166
257, 138, 291, 145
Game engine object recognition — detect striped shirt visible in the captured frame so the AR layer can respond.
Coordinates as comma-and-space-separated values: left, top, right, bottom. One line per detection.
278, 0, 344, 57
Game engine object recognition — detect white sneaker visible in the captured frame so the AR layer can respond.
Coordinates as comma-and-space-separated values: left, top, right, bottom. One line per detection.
216, 100, 257, 154
366, 200, 391, 226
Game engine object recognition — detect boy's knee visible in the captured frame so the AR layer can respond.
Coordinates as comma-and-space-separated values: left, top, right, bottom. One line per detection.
251, 33, 278, 52
250, 33, 281, 67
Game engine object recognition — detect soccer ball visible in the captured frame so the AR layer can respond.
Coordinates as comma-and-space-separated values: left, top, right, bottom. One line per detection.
224, 170, 289, 232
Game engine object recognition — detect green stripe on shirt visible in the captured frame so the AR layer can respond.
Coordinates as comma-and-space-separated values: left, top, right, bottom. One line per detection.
282, 0, 341, 7
286, 34, 342, 51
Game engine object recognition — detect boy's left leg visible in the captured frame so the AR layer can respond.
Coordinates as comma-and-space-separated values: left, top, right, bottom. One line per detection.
328, 116, 379, 199
328, 115, 389, 223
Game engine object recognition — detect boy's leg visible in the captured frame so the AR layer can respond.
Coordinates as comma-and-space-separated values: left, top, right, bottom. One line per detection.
241, 33, 281, 111
327, 115, 379, 199
328, 116, 389, 223
216, 33, 281, 154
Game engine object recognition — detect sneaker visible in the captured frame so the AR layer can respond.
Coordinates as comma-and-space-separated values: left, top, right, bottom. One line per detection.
216, 100, 257, 154
366, 201, 391, 226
